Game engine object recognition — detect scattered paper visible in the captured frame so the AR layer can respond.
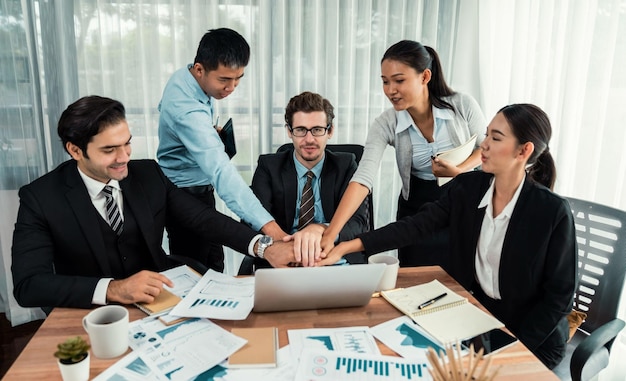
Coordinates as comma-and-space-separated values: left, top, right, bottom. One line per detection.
288, 326, 380, 362
170, 269, 254, 320
294, 348, 432, 380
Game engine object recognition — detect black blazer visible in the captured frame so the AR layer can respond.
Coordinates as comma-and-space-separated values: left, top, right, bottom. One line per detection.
360, 171, 577, 363
251, 149, 369, 262
12, 160, 258, 309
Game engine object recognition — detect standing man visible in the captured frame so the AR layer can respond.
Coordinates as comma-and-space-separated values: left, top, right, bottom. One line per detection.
11, 96, 295, 312
251, 92, 370, 269
157, 28, 285, 272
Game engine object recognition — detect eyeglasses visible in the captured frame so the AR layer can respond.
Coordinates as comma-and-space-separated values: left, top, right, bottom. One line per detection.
288, 124, 330, 137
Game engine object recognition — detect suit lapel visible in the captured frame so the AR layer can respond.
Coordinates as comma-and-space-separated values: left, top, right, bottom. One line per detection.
63, 163, 112, 276
281, 158, 298, 229
120, 168, 169, 269
320, 155, 336, 221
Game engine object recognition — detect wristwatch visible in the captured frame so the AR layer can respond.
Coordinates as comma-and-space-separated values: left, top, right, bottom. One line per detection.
256, 235, 273, 259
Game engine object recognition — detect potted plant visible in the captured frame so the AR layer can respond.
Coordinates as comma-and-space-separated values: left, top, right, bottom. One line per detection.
54, 336, 91, 381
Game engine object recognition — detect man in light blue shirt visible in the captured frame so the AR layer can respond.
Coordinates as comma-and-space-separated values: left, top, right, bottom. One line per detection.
157, 28, 285, 272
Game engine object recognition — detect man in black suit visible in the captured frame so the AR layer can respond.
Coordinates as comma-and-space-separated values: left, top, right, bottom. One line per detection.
11, 95, 295, 312
250, 92, 369, 268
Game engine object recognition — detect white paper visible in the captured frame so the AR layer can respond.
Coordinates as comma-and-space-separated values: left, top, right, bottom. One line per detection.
436, 134, 477, 186
370, 316, 444, 361
161, 264, 202, 298
93, 350, 168, 381
170, 269, 254, 320
294, 348, 433, 381
288, 326, 380, 362
123, 316, 246, 380
193, 345, 296, 381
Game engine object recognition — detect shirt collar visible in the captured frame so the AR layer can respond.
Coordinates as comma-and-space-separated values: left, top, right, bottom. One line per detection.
185, 63, 212, 106
293, 152, 325, 179
394, 104, 455, 134
77, 166, 121, 200
478, 174, 525, 218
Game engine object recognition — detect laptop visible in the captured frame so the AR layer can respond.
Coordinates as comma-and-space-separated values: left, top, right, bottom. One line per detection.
253, 264, 386, 312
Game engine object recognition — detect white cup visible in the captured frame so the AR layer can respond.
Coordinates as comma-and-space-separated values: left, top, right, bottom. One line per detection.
368, 253, 400, 291
82, 305, 129, 358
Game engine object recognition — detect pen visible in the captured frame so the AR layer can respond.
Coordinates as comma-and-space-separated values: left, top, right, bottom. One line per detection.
417, 292, 447, 309
214, 115, 220, 128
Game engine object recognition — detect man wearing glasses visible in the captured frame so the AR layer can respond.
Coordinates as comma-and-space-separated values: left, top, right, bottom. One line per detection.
250, 92, 370, 269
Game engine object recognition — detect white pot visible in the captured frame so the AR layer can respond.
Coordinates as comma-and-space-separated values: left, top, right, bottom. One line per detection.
57, 352, 90, 381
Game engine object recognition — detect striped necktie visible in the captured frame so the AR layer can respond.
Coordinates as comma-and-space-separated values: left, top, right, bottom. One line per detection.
102, 185, 123, 236
298, 171, 315, 230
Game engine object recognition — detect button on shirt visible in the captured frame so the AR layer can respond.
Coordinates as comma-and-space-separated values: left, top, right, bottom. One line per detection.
76, 168, 122, 305
475, 175, 525, 299
291, 155, 325, 233
395, 107, 455, 181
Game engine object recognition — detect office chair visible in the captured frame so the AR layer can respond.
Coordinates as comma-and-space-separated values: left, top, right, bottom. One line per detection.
552, 197, 626, 381
238, 143, 373, 275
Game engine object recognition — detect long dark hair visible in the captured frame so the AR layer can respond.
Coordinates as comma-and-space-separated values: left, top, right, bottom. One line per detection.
499, 104, 557, 190
382, 40, 456, 112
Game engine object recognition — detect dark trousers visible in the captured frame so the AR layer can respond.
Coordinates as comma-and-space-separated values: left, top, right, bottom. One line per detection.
396, 175, 450, 270
167, 185, 225, 272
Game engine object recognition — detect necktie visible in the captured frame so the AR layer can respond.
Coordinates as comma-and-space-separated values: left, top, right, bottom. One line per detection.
102, 185, 123, 236
298, 171, 315, 230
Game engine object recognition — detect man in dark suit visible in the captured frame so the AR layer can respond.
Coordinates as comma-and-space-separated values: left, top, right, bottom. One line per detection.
250, 92, 369, 268
11, 95, 295, 312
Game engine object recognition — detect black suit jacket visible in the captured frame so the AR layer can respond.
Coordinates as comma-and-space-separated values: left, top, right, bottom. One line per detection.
360, 171, 577, 362
12, 160, 257, 310
251, 149, 369, 263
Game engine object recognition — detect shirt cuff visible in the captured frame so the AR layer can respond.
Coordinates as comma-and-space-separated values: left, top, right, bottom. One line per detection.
92, 278, 113, 305
248, 234, 263, 256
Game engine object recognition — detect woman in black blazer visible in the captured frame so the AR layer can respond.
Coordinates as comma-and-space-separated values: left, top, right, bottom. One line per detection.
319, 104, 577, 369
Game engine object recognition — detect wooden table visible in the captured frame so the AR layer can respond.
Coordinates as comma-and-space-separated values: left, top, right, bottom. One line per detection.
3, 266, 558, 380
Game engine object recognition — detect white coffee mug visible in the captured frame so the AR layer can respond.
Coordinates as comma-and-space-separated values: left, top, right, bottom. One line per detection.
82, 305, 129, 358
368, 253, 400, 291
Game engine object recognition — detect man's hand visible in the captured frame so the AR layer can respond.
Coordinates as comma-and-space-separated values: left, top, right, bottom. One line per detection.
288, 223, 326, 267
106, 270, 174, 304
262, 240, 297, 268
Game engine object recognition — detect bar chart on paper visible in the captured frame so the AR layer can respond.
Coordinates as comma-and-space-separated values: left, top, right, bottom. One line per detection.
190, 298, 239, 309
295, 349, 432, 380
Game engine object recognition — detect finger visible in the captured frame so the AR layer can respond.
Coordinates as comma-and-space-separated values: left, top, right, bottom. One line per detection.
293, 234, 302, 262
157, 274, 174, 288
306, 238, 316, 266
314, 239, 322, 260
300, 238, 311, 267
283, 234, 294, 242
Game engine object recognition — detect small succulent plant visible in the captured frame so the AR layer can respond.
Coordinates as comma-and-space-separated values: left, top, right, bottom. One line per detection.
54, 336, 90, 364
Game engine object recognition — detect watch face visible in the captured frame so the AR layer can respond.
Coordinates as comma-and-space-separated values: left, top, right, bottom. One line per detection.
260, 235, 273, 245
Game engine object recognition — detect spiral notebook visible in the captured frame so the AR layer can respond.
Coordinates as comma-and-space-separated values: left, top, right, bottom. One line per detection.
381, 279, 503, 344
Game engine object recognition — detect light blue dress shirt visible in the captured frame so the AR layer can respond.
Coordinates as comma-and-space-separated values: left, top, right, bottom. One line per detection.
157, 64, 273, 230
395, 107, 455, 180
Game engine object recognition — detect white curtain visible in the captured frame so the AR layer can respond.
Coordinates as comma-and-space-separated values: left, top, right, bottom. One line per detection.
1, 4, 625, 369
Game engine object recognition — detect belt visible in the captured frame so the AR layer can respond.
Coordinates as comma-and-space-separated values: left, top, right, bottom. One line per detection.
181, 185, 214, 195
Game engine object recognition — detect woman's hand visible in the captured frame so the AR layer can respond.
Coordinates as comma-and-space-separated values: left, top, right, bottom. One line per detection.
431, 156, 462, 178
317, 238, 365, 266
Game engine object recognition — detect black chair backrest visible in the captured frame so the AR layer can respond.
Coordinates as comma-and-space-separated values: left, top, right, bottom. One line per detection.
566, 196, 626, 333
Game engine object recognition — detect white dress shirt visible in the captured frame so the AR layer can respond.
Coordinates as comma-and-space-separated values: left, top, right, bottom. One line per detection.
77, 168, 124, 305
475, 175, 525, 299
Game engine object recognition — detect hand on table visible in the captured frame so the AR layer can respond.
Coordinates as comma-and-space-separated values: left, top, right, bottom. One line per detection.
107, 270, 174, 304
